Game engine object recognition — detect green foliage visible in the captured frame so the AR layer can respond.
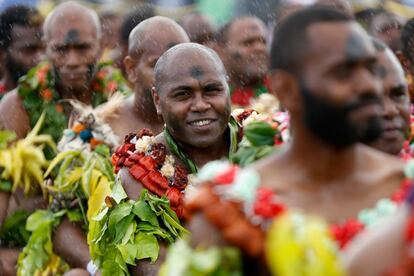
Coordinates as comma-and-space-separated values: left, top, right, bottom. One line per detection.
159, 239, 242, 276
231, 121, 279, 167
17, 210, 69, 276
89, 187, 188, 276
0, 210, 30, 247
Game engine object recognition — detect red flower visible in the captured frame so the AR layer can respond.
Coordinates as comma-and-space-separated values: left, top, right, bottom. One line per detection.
55, 104, 64, 113
129, 164, 147, 181
107, 80, 117, 92
253, 187, 285, 218
0, 84, 6, 94
40, 88, 53, 101
405, 209, 414, 242
139, 155, 157, 171
36, 69, 47, 86
172, 165, 188, 190
150, 143, 167, 165
166, 187, 182, 207
231, 88, 254, 107
92, 81, 102, 92
214, 166, 238, 185
236, 109, 255, 124
137, 128, 154, 138
96, 70, 107, 80
330, 219, 365, 249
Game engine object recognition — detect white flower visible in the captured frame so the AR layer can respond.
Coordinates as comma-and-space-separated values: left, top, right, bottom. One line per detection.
135, 136, 155, 153
242, 112, 267, 127
160, 162, 175, 178
231, 108, 245, 119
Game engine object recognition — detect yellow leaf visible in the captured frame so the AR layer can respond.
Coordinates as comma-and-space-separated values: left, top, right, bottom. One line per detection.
87, 176, 111, 221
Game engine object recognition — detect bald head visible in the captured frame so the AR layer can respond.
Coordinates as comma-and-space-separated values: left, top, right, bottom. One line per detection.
154, 42, 226, 91
43, 1, 101, 40
180, 13, 216, 44
128, 16, 189, 57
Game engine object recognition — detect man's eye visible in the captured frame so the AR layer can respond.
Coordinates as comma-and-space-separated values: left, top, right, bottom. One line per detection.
173, 91, 190, 98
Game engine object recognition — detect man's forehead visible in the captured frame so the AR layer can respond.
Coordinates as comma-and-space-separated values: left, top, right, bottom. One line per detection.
229, 18, 266, 40
378, 50, 405, 81
48, 23, 97, 43
307, 22, 375, 61
11, 25, 42, 41
162, 53, 224, 84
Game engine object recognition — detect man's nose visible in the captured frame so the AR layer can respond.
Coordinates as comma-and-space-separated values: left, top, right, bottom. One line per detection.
190, 94, 211, 112
66, 49, 80, 67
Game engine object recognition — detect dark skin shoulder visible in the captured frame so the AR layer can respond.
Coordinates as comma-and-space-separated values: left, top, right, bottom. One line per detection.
0, 90, 30, 139
252, 144, 405, 223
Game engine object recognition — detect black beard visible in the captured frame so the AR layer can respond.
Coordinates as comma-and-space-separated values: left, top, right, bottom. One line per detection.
6, 55, 28, 85
301, 84, 383, 149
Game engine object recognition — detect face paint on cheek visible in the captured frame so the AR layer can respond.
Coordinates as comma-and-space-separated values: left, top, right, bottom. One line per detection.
377, 65, 387, 78
189, 66, 204, 80
65, 29, 80, 44
345, 32, 371, 61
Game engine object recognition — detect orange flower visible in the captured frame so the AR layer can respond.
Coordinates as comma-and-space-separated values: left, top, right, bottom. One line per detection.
72, 123, 86, 133
55, 104, 64, 113
96, 70, 107, 80
40, 88, 53, 101
107, 81, 117, 92
90, 138, 103, 149
36, 70, 47, 86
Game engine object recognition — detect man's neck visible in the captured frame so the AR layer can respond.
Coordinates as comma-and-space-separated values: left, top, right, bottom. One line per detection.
177, 133, 230, 169
132, 88, 163, 125
286, 125, 358, 183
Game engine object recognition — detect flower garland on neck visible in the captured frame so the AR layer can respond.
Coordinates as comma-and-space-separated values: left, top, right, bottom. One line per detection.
187, 160, 413, 256
230, 76, 271, 107
112, 129, 190, 218
18, 61, 130, 143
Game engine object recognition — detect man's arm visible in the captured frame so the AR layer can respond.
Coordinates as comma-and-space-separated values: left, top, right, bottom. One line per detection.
0, 191, 10, 225
52, 218, 91, 269
0, 90, 31, 139
119, 168, 143, 200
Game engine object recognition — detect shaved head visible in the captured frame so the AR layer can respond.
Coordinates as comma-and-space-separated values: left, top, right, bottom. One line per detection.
128, 16, 188, 57
43, 1, 101, 40
154, 42, 226, 91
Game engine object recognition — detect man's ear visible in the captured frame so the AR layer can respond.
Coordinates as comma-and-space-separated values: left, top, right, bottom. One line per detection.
124, 55, 137, 83
152, 86, 162, 116
270, 70, 301, 112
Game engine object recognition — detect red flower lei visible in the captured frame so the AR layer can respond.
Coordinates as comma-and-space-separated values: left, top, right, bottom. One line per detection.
209, 164, 412, 250
112, 129, 189, 217
230, 76, 271, 107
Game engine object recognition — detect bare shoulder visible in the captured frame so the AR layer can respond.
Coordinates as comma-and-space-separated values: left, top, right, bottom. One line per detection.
0, 90, 30, 139
119, 167, 143, 200
342, 205, 409, 276
358, 144, 404, 180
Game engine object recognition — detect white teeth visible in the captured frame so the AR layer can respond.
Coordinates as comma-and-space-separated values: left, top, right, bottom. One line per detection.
191, 120, 212, 126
